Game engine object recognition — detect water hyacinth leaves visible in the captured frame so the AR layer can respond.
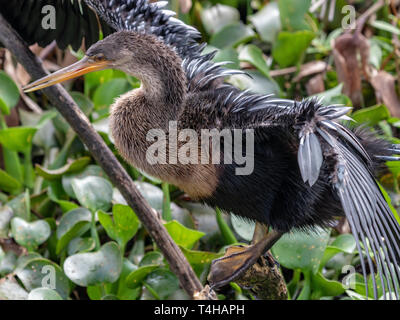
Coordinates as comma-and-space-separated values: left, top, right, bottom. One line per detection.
35, 157, 91, 181
98, 204, 140, 251
239, 44, 271, 78
272, 31, 315, 68
249, 1, 281, 43
164, 220, 205, 250
210, 22, 255, 49
93, 78, 131, 110
0, 277, 28, 300
61, 164, 106, 198
0, 127, 37, 153
0, 206, 13, 238
64, 242, 123, 287
133, 181, 164, 210
7, 190, 30, 221
201, 4, 240, 35
320, 234, 356, 268
0, 71, 20, 115
11, 217, 51, 250
144, 269, 179, 300
71, 176, 113, 212
16, 258, 70, 299
352, 104, 390, 127
278, 0, 312, 31
116, 259, 141, 300
272, 228, 331, 274
56, 207, 92, 254
27, 287, 63, 300
67, 237, 96, 255
125, 264, 160, 289
0, 169, 21, 193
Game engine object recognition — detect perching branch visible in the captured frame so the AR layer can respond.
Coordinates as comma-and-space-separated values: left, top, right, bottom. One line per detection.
0, 13, 207, 299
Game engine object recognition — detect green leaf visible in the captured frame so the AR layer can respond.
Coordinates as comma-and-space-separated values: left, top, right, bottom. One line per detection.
0, 276, 28, 300
64, 242, 123, 287
52, 199, 79, 213
35, 157, 91, 181
179, 246, 223, 268
210, 23, 255, 49
11, 217, 51, 250
378, 183, 400, 224
278, 0, 312, 31
19, 110, 58, 150
320, 234, 356, 268
125, 264, 160, 289
313, 83, 352, 106
352, 105, 390, 126
369, 20, 400, 35
144, 269, 179, 300
272, 30, 315, 68
164, 220, 205, 249
27, 287, 63, 300
71, 176, 113, 212
67, 237, 96, 255
16, 258, 70, 299
117, 259, 141, 300
139, 251, 164, 267
201, 4, 240, 35
0, 127, 37, 152
62, 165, 106, 198
311, 272, 345, 299
84, 69, 114, 96
239, 44, 270, 78
70, 91, 94, 116
2, 147, 23, 184
56, 208, 92, 254
93, 78, 131, 109
216, 208, 237, 245
0, 71, 20, 115
0, 206, 13, 238
133, 181, 164, 210
0, 168, 21, 193
0, 251, 17, 276
228, 70, 280, 96
211, 47, 240, 69
230, 213, 255, 242
249, 2, 281, 43
7, 191, 30, 220
98, 204, 140, 249
272, 227, 331, 273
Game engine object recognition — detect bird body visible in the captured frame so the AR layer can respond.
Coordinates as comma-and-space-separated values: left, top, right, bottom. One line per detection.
15, 0, 400, 299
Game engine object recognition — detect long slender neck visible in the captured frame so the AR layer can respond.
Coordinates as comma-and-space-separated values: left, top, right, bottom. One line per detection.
110, 32, 187, 166
113, 32, 187, 130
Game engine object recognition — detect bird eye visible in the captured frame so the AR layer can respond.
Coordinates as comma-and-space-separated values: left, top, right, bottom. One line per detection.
93, 53, 105, 61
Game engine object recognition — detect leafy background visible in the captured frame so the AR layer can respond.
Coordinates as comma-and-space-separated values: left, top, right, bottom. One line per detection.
1, 0, 400, 300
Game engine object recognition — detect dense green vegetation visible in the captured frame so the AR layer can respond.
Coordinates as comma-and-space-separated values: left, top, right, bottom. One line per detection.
1, 0, 400, 300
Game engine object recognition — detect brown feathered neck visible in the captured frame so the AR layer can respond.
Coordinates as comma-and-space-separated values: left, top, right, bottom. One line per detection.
89, 31, 187, 124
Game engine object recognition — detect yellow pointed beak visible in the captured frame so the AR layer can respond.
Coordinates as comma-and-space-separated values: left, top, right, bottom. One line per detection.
23, 56, 110, 93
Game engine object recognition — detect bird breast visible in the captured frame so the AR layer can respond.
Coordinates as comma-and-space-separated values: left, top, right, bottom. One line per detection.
109, 91, 219, 199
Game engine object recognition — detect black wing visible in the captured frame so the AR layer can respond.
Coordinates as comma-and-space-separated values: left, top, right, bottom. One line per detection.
0, 0, 114, 50
0, 0, 245, 92
261, 98, 400, 300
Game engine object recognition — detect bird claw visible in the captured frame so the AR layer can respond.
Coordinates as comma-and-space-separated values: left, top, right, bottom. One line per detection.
207, 244, 261, 289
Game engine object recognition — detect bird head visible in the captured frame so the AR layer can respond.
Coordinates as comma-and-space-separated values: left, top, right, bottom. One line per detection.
23, 31, 146, 93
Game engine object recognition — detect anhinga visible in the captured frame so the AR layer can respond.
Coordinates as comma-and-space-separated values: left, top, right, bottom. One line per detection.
5, 0, 400, 299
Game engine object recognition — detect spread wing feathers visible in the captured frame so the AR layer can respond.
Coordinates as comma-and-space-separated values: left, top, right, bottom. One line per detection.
85, 0, 246, 92
85, 0, 202, 58
293, 99, 400, 299
0, 0, 114, 50
0, 0, 246, 93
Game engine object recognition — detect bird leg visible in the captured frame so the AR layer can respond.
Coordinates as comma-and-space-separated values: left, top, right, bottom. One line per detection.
208, 224, 282, 289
